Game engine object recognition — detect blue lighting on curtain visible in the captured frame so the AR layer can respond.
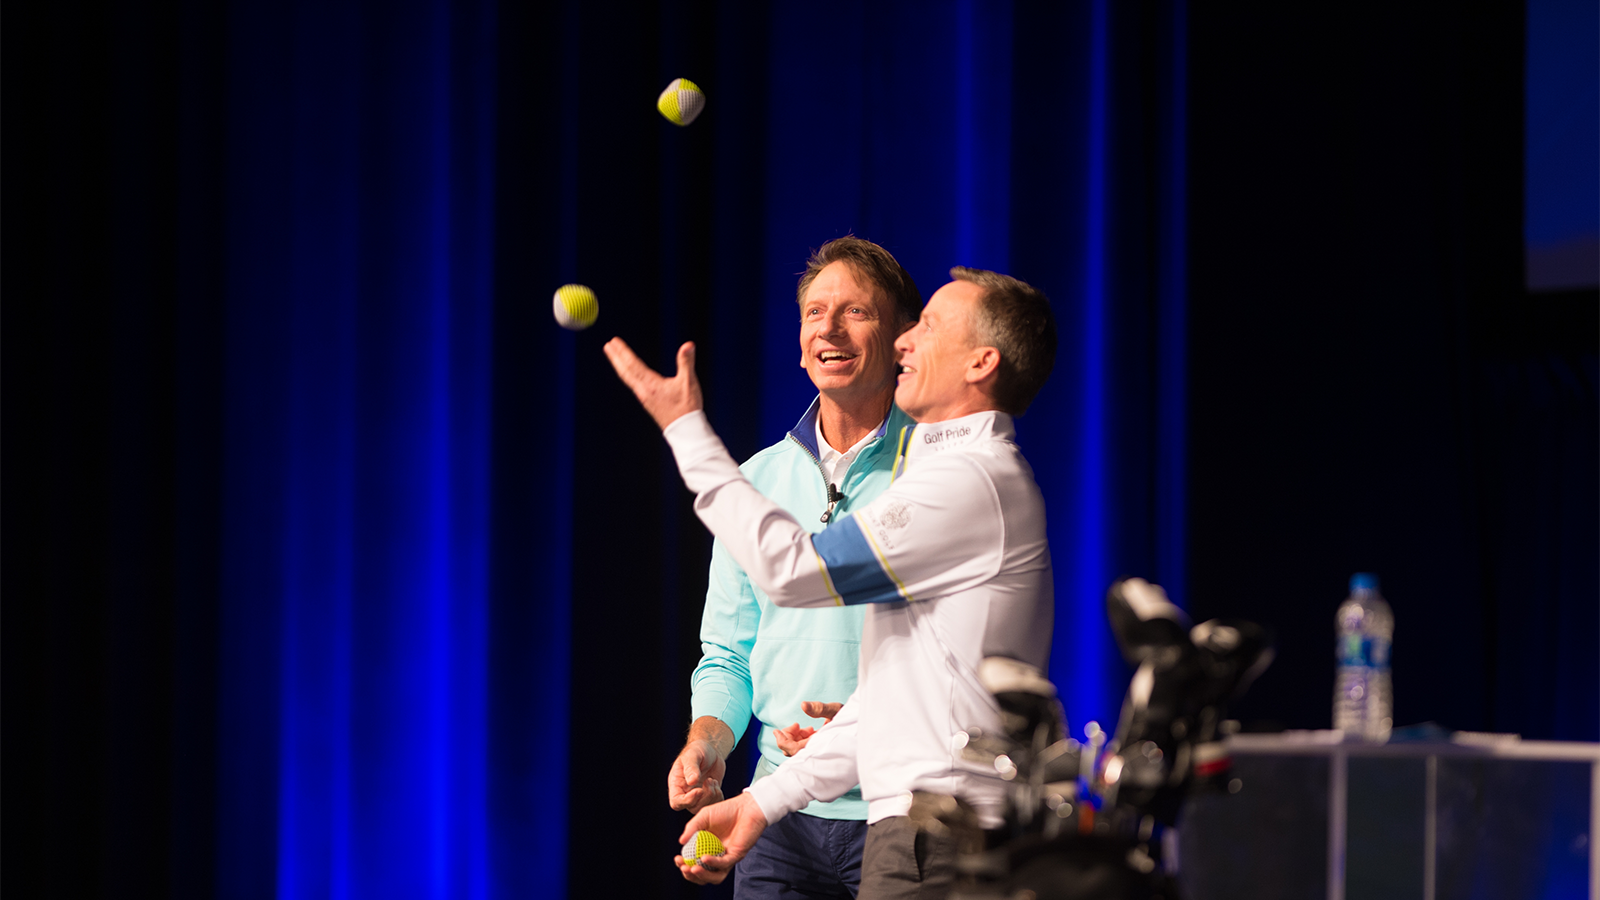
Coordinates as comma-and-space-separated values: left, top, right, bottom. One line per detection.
275, 12, 359, 885
27, 0, 1598, 892
210, 2, 1184, 893
746, 0, 1179, 738
220, 1, 496, 896
1062, 0, 1112, 734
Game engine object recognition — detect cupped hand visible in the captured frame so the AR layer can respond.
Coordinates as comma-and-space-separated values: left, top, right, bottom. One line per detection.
774, 722, 817, 757
603, 338, 704, 430
674, 793, 769, 885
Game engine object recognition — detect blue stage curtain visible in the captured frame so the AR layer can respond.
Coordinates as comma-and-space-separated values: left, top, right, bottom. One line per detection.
7, 1, 1593, 898
216, 0, 505, 897
499, 1, 1191, 892
745, 0, 1191, 743
2, 1, 1189, 895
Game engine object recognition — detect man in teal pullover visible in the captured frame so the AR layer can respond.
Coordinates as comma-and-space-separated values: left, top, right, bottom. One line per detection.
666, 236, 921, 898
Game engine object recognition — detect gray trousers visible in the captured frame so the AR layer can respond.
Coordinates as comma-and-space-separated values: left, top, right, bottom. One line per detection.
859, 816, 957, 900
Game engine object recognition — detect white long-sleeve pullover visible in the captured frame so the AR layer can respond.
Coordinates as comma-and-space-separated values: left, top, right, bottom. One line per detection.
662, 407, 1054, 827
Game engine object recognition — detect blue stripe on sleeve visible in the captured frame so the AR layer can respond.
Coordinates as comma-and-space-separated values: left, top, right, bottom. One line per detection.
812, 515, 903, 605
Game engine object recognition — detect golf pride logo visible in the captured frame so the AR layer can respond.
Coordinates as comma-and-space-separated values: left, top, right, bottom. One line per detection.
922, 424, 973, 446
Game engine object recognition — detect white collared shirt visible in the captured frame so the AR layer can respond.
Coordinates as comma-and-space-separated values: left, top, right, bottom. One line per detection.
815, 418, 882, 487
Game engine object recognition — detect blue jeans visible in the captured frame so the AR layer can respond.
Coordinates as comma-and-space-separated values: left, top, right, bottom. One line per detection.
734, 811, 867, 900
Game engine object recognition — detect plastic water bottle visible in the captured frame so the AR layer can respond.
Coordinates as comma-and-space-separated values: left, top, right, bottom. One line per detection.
1333, 573, 1393, 742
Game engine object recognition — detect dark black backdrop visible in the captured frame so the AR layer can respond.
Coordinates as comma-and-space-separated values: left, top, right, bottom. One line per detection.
1185, 3, 1597, 740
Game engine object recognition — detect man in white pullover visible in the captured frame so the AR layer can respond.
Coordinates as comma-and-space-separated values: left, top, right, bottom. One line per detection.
605, 267, 1058, 899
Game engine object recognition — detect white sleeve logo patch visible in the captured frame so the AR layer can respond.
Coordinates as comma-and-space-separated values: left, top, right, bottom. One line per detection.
861, 501, 914, 553
877, 501, 913, 532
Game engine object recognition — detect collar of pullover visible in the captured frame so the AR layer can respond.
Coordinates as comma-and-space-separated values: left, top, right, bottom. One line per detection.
903, 410, 1013, 464
787, 395, 897, 459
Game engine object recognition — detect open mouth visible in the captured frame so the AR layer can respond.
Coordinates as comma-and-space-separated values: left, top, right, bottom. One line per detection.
817, 350, 856, 366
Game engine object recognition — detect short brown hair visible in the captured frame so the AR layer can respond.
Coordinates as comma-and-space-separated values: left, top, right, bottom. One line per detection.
795, 236, 922, 327
950, 266, 1058, 415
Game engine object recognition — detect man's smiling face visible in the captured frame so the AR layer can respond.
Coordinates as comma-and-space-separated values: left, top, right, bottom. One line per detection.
893, 279, 985, 422
799, 260, 900, 402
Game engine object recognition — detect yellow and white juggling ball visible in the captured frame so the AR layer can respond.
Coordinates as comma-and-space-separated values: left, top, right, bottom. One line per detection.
681, 830, 725, 866
552, 284, 599, 331
657, 78, 706, 126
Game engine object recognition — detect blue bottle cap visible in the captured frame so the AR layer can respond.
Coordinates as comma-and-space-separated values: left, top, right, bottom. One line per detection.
1350, 572, 1380, 591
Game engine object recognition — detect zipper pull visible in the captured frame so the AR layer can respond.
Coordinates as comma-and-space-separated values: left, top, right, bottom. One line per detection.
820, 482, 845, 523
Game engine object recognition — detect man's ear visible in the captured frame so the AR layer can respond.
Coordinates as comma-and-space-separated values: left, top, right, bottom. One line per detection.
965, 346, 1001, 385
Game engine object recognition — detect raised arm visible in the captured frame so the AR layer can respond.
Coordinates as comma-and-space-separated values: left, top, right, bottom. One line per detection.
604, 338, 1013, 609
604, 338, 840, 607
669, 409, 1012, 609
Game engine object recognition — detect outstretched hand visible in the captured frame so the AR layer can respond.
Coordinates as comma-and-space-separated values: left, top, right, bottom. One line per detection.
674, 793, 769, 885
603, 338, 703, 430
773, 722, 816, 756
